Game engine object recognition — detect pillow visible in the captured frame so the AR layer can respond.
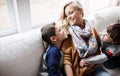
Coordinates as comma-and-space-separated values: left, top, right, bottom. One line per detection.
86, 6, 120, 32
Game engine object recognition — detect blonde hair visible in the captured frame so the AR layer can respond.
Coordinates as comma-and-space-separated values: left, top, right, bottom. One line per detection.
56, 19, 70, 35
59, 1, 84, 21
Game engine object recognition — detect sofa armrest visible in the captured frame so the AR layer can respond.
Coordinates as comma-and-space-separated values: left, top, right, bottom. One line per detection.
0, 28, 45, 76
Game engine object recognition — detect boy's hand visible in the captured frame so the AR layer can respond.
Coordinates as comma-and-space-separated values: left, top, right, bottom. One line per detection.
80, 59, 94, 68
80, 59, 86, 67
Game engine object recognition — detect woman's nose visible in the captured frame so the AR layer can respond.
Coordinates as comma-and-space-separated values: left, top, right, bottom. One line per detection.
62, 30, 65, 34
67, 16, 72, 20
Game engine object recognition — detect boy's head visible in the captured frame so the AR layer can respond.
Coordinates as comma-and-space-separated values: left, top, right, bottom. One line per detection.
41, 22, 56, 45
41, 21, 68, 45
101, 23, 120, 45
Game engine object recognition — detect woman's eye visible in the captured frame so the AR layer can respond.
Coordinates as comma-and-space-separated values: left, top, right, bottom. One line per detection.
59, 29, 61, 32
69, 11, 73, 14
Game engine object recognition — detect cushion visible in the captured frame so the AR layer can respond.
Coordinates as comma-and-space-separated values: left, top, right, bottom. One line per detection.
86, 6, 120, 32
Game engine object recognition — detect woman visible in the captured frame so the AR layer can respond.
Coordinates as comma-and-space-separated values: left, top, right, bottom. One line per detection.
60, 1, 111, 76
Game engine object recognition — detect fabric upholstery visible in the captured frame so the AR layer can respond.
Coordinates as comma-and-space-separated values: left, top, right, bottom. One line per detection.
0, 28, 45, 76
86, 6, 120, 32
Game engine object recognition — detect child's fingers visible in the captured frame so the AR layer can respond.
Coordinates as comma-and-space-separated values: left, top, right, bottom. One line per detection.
85, 61, 94, 67
79, 59, 86, 67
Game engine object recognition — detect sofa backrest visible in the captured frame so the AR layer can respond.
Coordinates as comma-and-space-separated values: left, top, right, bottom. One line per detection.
86, 6, 120, 32
0, 28, 46, 76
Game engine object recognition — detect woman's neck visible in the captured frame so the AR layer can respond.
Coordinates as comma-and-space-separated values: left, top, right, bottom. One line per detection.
80, 23, 85, 29
78, 20, 85, 29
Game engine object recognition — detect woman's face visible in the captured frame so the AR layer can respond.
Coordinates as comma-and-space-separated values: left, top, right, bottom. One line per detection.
65, 5, 83, 26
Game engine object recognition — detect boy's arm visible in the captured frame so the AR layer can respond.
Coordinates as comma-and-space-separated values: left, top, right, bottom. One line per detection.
85, 53, 108, 64
104, 45, 120, 59
82, 45, 120, 65
46, 47, 61, 76
80, 53, 108, 67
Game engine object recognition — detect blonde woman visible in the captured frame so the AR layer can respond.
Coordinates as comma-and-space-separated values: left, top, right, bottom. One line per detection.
60, 1, 111, 76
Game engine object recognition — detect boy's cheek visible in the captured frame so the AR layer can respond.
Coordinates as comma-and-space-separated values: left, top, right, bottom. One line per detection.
101, 35, 108, 42
101, 36, 105, 41
101, 36, 107, 42
102, 38, 111, 43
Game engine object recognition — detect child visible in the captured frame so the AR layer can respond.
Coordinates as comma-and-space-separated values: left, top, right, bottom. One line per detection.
41, 21, 68, 76
80, 23, 120, 76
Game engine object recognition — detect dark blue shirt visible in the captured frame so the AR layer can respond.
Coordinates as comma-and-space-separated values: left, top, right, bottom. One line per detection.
46, 45, 61, 76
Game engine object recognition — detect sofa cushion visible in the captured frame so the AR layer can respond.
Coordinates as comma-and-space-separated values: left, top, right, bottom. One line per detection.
0, 28, 45, 76
86, 6, 120, 32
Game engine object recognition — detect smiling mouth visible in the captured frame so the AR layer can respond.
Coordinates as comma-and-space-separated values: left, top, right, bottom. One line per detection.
67, 34, 71, 38
70, 20, 75, 24
71, 19, 75, 21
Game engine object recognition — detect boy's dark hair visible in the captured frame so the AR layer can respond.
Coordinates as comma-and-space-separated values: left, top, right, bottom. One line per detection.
107, 23, 120, 45
41, 22, 56, 44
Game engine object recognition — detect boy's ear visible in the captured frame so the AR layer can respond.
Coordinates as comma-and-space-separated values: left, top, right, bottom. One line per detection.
50, 36, 57, 42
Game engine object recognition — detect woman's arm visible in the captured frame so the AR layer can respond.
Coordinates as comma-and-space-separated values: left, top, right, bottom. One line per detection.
64, 65, 73, 76
62, 37, 76, 76
63, 47, 74, 76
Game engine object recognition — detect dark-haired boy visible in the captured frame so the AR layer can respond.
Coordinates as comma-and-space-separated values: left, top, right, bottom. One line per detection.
41, 21, 68, 76
80, 23, 120, 76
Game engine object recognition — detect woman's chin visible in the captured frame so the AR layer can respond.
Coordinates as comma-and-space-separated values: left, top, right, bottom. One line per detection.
69, 21, 76, 25
70, 22, 75, 25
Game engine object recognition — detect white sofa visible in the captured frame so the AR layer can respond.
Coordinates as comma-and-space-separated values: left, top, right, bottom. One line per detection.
0, 6, 120, 76
86, 6, 120, 32
0, 28, 46, 76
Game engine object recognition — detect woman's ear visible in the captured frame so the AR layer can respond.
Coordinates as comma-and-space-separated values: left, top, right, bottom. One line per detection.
81, 11, 84, 17
82, 12, 84, 17
50, 36, 57, 42
79, 10, 84, 17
